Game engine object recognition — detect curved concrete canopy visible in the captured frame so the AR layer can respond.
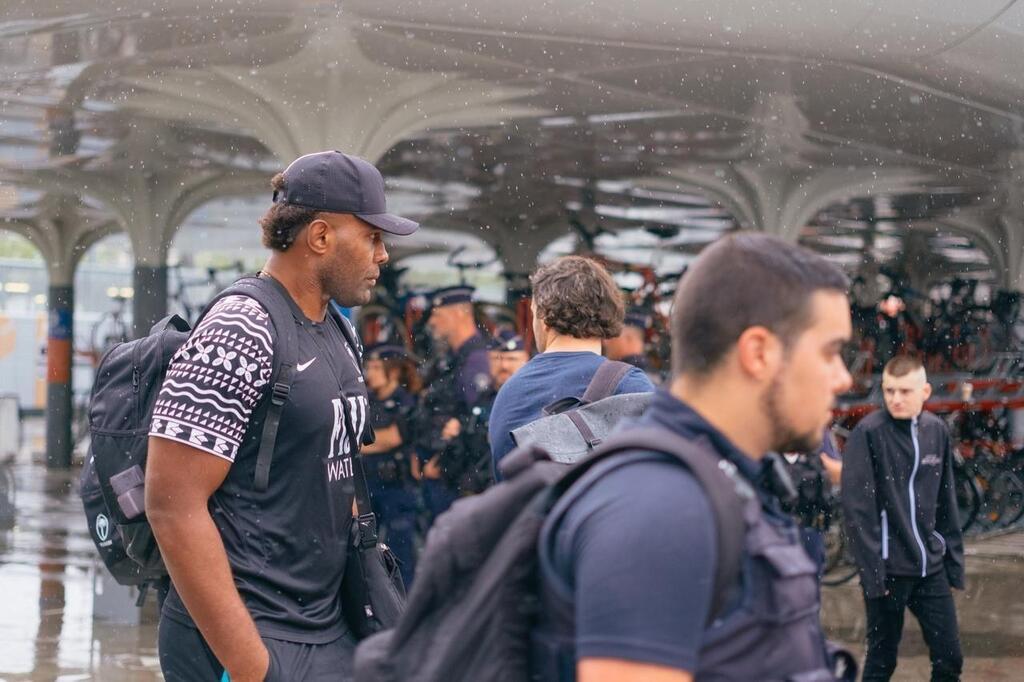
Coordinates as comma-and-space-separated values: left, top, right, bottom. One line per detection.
6, 1, 1024, 471
1, 0, 1023, 288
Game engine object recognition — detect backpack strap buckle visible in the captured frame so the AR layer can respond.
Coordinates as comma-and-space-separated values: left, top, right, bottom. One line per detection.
271, 379, 291, 406
356, 512, 379, 548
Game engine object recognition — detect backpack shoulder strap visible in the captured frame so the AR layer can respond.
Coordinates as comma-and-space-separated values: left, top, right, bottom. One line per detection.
581, 359, 633, 403
554, 426, 750, 623
328, 303, 364, 364
200, 275, 299, 492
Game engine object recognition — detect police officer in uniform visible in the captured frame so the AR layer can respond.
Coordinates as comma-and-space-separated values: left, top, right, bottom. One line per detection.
604, 307, 652, 372
361, 344, 420, 587
415, 285, 492, 522
449, 329, 530, 494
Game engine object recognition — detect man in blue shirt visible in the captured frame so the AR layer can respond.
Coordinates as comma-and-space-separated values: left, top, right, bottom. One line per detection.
536, 233, 854, 681
489, 256, 654, 476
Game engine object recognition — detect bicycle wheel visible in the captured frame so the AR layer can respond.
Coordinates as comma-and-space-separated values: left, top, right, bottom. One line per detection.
989, 470, 1024, 528
821, 521, 860, 587
954, 466, 982, 533
822, 540, 859, 587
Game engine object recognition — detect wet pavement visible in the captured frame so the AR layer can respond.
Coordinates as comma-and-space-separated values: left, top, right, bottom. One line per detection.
1, 421, 1023, 680
0, 449, 162, 681
822, 539, 1024, 680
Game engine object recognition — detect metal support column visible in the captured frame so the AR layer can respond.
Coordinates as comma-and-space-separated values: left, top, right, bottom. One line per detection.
46, 284, 73, 469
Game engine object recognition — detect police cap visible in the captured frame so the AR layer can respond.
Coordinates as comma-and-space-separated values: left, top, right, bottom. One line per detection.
429, 285, 475, 309
364, 344, 408, 361
488, 329, 526, 352
623, 307, 652, 331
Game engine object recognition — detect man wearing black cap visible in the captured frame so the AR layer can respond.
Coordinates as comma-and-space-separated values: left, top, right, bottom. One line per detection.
414, 285, 492, 520
147, 151, 417, 682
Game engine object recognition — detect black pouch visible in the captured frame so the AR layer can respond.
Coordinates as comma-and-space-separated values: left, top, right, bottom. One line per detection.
340, 514, 407, 640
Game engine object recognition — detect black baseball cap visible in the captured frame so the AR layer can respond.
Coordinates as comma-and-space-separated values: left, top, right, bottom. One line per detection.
273, 151, 419, 236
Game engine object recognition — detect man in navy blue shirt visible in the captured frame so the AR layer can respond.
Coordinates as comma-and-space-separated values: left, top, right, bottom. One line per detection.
537, 233, 854, 681
489, 256, 653, 477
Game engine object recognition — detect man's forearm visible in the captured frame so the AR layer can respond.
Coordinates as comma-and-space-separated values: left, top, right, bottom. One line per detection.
151, 507, 269, 681
361, 424, 402, 454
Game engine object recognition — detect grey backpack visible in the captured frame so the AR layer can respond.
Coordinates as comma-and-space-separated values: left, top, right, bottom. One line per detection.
510, 359, 652, 463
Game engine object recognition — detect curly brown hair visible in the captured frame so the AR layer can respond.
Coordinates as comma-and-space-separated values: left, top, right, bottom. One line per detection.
531, 255, 624, 340
258, 173, 319, 251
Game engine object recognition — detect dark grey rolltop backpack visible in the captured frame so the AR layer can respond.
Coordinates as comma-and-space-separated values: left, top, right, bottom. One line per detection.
79, 276, 299, 599
509, 359, 652, 461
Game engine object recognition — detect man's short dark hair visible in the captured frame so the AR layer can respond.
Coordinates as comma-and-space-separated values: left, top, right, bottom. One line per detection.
531, 256, 624, 340
883, 354, 924, 378
259, 173, 319, 251
672, 233, 849, 376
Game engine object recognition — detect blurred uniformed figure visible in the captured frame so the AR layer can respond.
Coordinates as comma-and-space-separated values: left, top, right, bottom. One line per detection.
488, 328, 531, 390
361, 344, 421, 587
414, 286, 492, 523
448, 329, 530, 494
604, 307, 651, 372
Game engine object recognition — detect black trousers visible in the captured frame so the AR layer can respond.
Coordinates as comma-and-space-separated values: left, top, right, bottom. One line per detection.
158, 615, 355, 681
863, 571, 963, 682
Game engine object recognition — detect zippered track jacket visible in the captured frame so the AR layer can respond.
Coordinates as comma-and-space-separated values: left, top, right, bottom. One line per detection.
840, 408, 965, 598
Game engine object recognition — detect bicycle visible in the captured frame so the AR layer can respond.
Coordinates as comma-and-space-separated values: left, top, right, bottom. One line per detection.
168, 261, 247, 325
821, 506, 860, 587
89, 294, 130, 361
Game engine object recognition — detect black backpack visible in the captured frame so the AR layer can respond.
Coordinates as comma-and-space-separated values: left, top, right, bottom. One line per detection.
353, 426, 749, 682
79, 276, 304, 593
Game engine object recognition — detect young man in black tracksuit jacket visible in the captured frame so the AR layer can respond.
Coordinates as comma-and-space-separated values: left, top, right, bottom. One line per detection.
842, 355, 964, 681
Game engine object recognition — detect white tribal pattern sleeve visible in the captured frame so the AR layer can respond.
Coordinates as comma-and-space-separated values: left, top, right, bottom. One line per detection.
149, 295, 275, 463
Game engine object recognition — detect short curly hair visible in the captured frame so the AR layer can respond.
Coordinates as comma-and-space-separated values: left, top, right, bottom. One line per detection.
531, 256, 624, 340
259, 173, 319, 251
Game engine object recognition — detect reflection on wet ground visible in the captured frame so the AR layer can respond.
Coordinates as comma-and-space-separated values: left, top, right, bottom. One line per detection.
0, 449, 162, 681
1, 425, 1023, 680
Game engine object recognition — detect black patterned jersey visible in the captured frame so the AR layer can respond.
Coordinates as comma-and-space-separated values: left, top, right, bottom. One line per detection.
150, 292, 369, 644
150, 295, 273, 460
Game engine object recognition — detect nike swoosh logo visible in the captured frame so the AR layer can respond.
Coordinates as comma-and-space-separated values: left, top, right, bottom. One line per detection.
297, 358, 316, 372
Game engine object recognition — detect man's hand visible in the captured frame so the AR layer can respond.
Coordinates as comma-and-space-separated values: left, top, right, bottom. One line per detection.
441, 418, 462, 441
423, 456, 442, 479
228, 647, 271, 682
820, 452, 842, 487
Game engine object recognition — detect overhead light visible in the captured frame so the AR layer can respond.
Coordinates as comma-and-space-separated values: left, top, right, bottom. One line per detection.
106, 286, 120, 297
119, 287, 134, 299
3, 282, 30, 293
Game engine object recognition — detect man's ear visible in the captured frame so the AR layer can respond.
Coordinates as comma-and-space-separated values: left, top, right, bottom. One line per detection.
304, 218, 330, 255
734, 326, 782, 381
921, 381, 932, 402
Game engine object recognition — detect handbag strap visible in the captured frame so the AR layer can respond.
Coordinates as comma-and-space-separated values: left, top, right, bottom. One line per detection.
342, 404, 380, 548
292, 303, 378, 548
